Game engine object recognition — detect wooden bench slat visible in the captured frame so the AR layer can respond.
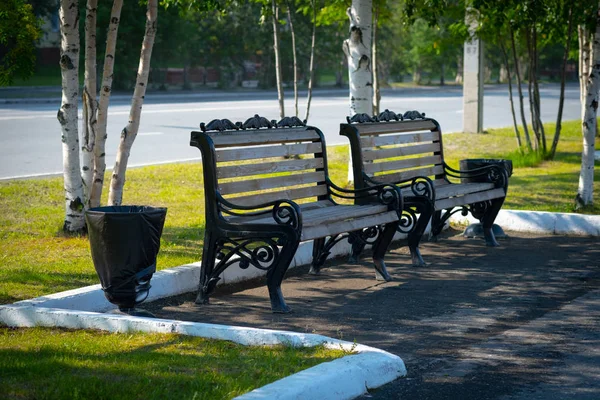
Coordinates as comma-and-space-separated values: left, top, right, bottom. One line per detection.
374, 165, 445, 184
361, 130, 440, 148
354, 120, 437, 135
435, 182, 496, 199
219, 171, 326, 195
301, 211, 399, 241
208, 128, 320, 147
217, 157, 324, 179
434, 187, 506, 210
301, 203, 390, 225
217, 142, 323, 162
224, 184, 328, 207
363, 143, 441, 161
364, 155, 443, 175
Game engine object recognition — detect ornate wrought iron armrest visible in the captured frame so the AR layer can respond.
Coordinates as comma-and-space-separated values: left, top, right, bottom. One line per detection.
216, 193, 302, 231
364, 174, 435, 203
326, 177, 404, 213
443, 162, 508, 189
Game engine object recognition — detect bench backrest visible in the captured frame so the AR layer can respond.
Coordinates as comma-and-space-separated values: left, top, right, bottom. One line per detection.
191, 120, 331, 222
340, 117, 445, 189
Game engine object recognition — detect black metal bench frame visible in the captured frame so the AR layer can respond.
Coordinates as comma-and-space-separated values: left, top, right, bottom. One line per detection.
190, 115, 407, 313
341, 110, 509, 251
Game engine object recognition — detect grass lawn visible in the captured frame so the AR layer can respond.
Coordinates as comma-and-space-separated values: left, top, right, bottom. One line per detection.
0, 327, 345, 400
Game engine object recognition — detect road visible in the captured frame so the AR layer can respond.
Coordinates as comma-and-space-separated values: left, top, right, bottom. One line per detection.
0, 83, 581, 180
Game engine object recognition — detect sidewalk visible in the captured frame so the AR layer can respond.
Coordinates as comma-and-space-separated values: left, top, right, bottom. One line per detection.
145, 228, 600, 399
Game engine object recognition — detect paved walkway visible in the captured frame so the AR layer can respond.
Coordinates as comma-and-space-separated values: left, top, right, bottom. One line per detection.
146, 229, 600, 399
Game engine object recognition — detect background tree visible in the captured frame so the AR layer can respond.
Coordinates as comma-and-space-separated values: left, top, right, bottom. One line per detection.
0, 0, 41, 86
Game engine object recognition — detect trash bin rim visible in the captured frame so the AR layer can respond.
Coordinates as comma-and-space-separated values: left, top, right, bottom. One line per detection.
86, 205, 167, 215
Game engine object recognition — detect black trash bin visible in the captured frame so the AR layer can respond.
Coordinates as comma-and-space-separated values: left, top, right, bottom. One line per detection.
458, 159, 512, 239
85, 205, 167, 317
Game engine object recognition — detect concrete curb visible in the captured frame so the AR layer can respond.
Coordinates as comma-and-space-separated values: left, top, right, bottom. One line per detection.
450, 209, 600, 237
0, 305, 406, 400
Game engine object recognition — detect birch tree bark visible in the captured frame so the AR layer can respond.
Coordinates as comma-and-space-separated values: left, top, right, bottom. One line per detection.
304, 0, 316, 123
550, 1, 574, 159
58, 0, 85, 234
576, 2, 600, 208
272, 0, 285, 119
372, 3, 380, 115
286, 2, 298, 117
510, 26, 533, 152
107, 0, 157, 206
579, 26, 591, 120
343, 0, 373, 116
81, 0, 98, 206
90, 0, 123, 208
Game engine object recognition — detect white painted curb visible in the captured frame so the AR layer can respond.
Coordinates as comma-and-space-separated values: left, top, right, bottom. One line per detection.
0, 305, 406, 400
450, 209, 600, 236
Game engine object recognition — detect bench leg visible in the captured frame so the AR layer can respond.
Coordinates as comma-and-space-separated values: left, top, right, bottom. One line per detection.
429, 210, 443, 241
480, 197, 505, 247
406, 199, 434, 267
195, 230, 220, 305
349, 238, 367, 264
266, 235, 299, 314
371, 222, 397, 282
309, 238, 327, 275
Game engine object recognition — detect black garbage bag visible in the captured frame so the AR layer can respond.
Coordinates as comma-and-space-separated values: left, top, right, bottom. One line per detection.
85, 205, 167, 310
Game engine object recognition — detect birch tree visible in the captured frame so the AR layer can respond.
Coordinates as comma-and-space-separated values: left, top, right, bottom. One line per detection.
89, 0, 123, 208
108, 0, 158, 205
271, 0, 285, 119
58, 0, 85, 234
81, 0, 98, 204
304, 0, 317, 122
576, 1, 600, 208
343, 0, 373, 116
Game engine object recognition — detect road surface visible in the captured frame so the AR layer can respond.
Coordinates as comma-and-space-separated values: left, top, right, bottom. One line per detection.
0, 84, 581, 180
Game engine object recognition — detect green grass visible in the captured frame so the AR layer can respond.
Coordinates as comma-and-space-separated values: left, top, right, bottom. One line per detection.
0, 327, 345, 400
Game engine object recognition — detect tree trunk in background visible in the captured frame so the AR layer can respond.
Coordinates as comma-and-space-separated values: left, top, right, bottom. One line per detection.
287, 2, 298, 117
532, 27, 545, 152
550, 1, 574, 159
272, 0, 285, 119
576, 2, 600, 208
455, 54, 463, 84
304, 0, 316, 123
90, 0, 123, 208
510, 26, 533, 152
372, 4, 380, 115
82, 0, 98, 207
58, 0, 85, 233
499, 40, 522, 149
108, 0, 157, 205
343, 0, 373, 116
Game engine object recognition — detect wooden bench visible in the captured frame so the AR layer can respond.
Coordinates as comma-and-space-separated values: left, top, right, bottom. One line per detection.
190, 115, 406, 313
340, 110, 509, 250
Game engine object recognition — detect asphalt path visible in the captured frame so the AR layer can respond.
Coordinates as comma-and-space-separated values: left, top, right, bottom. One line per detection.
0, 83, 581, 180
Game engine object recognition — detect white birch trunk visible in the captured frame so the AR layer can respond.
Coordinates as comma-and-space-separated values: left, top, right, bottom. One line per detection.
372, 5, 380, 115
272, 0, 285, 119
58, 0, 85, 233
343, 0, 373, 116
287, 3, 298, 117
107, 0, 157, 206
579, 25, 591, 120
82, 0, 98, 207
304, 0, 316, 123
90, 0, 123, 208
576, 3, 600, 208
